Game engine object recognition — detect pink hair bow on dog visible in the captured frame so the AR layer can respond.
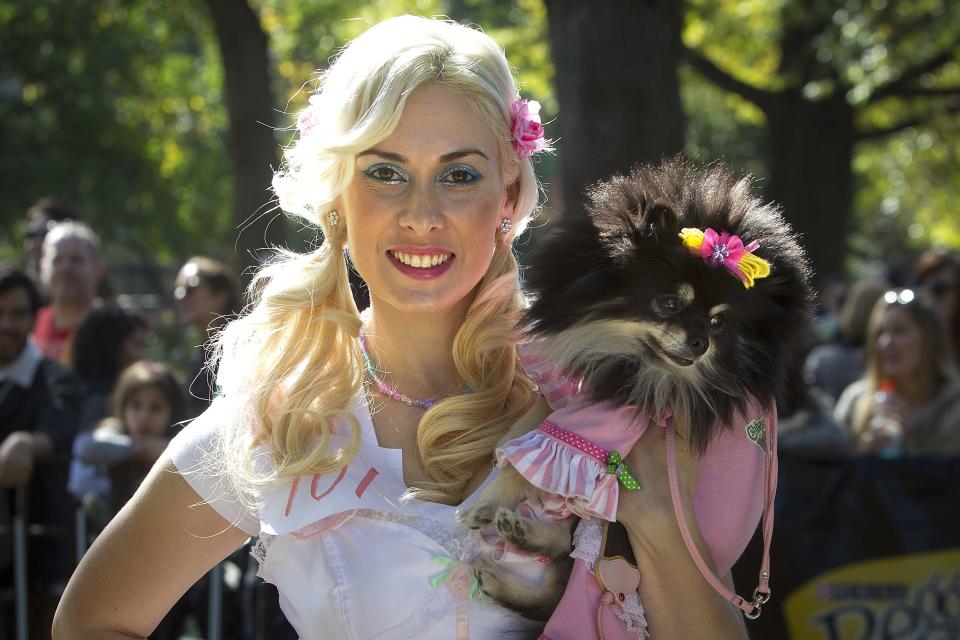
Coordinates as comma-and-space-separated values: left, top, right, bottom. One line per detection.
679, 227, 771, 288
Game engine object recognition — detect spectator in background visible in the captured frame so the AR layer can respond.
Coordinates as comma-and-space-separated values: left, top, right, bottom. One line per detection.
72, 361, 185, 527
32, 222, 104, 365
22, 197, 78, 285
72, 361, 192, 639
173, 256, 240, 417
804, 278, 886, 402
811, 275, 847, 344
835, 291, 960, 455
67, 308, 148, 519
913, 248, 960, 367
0, 265, 79, 635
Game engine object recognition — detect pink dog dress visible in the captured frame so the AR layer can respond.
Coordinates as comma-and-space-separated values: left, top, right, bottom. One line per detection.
496, 342, 778, 639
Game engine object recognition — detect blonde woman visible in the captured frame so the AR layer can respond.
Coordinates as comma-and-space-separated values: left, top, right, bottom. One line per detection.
54, 16, 749, 639
835, 291, 960, 455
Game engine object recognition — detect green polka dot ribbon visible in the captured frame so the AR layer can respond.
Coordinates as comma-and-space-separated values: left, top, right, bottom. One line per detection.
606, 451, 643, 491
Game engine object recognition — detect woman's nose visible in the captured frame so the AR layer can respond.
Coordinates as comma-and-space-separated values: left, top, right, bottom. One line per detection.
398, 185, 445, 235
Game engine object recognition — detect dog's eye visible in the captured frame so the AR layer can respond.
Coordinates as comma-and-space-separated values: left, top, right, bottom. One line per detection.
710, 314, 726, 331
655, 296, 681, 315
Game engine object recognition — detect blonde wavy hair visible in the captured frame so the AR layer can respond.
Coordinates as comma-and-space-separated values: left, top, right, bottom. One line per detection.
212, 15, 543, 506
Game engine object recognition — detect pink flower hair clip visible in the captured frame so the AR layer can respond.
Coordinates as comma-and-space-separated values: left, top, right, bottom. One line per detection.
510, 97, 552, 159
679, 227, 772, 289
296, 94, 322, 137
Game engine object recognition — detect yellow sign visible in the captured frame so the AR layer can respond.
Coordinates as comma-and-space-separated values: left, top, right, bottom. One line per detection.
783, 549, 960, 639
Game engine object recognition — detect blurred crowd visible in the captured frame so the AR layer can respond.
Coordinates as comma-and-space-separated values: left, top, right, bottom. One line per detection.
1, 198, 250, 639
1, 196, 959, 638
779, 248, 960, 458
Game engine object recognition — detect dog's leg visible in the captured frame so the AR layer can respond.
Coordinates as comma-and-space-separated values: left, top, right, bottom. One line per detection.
474, 553, 574, 621
458, 465, 533, 529
494, 507, 576, 559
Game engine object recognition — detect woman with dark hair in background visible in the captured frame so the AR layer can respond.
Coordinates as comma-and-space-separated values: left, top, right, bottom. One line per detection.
835, 291, 960, 455
173, 256, 240, 418
913, 248, 960, 367
67, 307, 148, 523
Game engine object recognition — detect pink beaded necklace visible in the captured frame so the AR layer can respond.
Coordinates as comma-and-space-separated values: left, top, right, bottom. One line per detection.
359, 332, 440, 410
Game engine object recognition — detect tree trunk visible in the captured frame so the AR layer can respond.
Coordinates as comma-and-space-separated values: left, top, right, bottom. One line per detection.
766, 91, 856, 285
545, 0, 685, 215
203, 0, 282, 289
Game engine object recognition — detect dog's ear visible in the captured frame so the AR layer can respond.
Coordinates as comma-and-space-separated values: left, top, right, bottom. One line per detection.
640, 200, 680, 240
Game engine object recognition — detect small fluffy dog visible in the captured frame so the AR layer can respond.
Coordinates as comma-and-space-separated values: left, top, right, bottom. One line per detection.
459, 157, 812, 621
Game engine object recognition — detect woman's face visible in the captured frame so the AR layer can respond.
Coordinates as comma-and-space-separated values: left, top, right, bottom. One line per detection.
341, 83, 516, 316
123, 386, 172, 439
876, 306, 924, 380
174, 271, 228, 330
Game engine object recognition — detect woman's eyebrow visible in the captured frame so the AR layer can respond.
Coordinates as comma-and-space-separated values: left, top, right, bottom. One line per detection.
356, 148, 489, 163
357, 148, 407, 162
440, 148, 489, 162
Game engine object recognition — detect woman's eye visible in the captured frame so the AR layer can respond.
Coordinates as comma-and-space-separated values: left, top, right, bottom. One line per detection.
440, 165, 480, 185
365, 164, 407, 184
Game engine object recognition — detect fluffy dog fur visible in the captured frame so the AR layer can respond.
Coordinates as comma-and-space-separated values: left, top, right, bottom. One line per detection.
459, 157, 813, 620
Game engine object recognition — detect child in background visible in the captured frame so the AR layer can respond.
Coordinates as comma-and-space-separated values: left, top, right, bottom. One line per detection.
71, 361, 186, 527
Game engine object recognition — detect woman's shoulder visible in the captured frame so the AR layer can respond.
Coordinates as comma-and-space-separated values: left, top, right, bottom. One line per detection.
834, 378, 869, 425
167, 397, 263, 535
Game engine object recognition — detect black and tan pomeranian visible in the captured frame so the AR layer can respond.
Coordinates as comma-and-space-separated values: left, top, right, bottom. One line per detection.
459, 157, 813, 620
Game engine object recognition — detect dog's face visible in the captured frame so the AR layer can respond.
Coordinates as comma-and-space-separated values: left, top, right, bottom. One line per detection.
523, 159, 812, 449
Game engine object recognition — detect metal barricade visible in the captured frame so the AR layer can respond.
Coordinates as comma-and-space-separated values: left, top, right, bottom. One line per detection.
0, 455, 74, 640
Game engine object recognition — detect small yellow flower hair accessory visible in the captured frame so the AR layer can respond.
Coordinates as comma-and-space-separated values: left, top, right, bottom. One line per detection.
679, 228, 771, 289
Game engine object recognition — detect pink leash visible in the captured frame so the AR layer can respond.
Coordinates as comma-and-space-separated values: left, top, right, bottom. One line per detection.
664, 406, 777, 619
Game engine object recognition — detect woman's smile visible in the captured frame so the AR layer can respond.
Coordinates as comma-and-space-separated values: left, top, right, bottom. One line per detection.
387, 246, 456, 279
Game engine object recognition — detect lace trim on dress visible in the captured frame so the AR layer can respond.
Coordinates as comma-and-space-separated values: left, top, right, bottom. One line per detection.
250, 533, 276, 580
570, 518, 604, 568
615, 591, 650, 639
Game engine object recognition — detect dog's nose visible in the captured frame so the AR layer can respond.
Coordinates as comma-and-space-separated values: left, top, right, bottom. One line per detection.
687, 335, 708, 356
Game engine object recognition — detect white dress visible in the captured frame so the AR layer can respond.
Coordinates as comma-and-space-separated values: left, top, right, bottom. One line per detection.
168, 396, 543, 640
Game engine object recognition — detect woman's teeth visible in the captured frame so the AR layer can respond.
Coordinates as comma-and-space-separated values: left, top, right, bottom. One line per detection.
391, 251, 451, 268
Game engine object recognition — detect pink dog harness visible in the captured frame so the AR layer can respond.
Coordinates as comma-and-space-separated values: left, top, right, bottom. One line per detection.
498, 343, 777, 639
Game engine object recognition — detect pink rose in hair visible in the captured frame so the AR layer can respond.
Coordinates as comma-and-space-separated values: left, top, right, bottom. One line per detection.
297, 94, 322, 137
510, 98, 550, 158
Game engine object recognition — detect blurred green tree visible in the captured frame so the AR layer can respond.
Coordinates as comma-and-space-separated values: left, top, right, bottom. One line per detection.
0, 0, 232, 272
683, 0, 960, 282
204, 0, 282, 285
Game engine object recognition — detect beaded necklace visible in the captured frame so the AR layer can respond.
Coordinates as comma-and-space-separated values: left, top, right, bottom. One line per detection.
359, 332, 441, 409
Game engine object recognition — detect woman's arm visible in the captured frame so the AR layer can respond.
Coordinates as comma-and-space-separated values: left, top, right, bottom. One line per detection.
617, 423, 749, 639
52, 453, 250, 639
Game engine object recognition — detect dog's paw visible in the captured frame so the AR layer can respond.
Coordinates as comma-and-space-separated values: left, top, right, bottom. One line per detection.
495, 507, 527, 546
457, 503, 496, 529
473, 556, 504, 600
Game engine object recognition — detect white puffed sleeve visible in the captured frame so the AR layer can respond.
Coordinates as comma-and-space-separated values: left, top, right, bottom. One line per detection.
167, 398, 261, 536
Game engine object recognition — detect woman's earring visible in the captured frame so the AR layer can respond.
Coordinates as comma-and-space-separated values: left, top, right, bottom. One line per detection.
499, 217, 513, 234
328, 210, 341, 228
